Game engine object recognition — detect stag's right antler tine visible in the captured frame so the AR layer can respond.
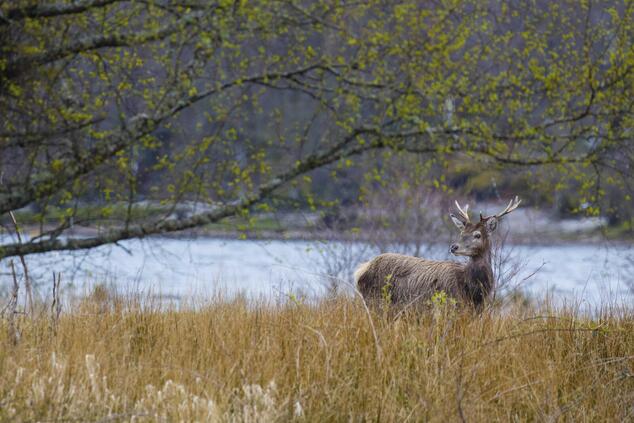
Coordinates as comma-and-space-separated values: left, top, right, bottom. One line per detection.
480, 195, 521, 221
498, 195, 521, 217
454, 200, 471, 223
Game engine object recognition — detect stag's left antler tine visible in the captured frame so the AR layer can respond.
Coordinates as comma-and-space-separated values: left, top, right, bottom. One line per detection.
454, 200, 471, 223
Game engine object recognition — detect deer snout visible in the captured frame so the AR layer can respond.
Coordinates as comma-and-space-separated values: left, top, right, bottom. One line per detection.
450, 244, 459, 254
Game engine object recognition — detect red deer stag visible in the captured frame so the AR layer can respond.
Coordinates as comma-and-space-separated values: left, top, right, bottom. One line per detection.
354, 197, 521, 309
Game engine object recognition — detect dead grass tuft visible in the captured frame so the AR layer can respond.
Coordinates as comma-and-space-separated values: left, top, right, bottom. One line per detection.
1, 293, 633, 421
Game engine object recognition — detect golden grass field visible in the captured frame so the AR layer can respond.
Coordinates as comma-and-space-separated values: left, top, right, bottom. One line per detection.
1, 288, 633, 422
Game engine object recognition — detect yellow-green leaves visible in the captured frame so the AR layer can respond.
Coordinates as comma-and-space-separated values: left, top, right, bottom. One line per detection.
1, 0, 633, 251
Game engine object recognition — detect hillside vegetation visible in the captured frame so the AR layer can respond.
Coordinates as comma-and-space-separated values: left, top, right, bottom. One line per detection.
1, 290, 633, 422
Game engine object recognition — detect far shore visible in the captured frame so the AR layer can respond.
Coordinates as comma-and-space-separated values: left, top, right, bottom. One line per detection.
5, 204, 632, 248
9, 222, 633, 248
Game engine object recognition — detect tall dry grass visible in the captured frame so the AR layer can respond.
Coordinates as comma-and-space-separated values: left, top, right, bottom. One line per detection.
1, 289, 633, 422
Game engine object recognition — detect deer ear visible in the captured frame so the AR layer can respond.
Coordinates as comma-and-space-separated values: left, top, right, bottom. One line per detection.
450, 213, 465, 229
486, 217, 498, 232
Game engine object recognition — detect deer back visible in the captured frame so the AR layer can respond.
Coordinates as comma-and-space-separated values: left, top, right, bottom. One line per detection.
357, 253, 466, 304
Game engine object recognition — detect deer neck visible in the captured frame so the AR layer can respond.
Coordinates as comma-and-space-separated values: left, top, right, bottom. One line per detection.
463, 252, 493, 306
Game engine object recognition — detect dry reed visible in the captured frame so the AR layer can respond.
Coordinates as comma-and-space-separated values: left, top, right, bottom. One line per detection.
0, 289, 633, 422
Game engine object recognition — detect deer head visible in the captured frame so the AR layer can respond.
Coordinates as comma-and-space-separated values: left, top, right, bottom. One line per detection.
449, 196, 521, 258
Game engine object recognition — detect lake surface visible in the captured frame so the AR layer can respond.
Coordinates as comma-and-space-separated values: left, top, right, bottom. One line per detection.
3, 237, 633, 307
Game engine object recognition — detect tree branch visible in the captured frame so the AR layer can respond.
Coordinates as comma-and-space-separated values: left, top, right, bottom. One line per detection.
4, 9, 207, 78
1, 0, 123, 24
0, 63, 343, 215
0, 113, 159, 215
0, 126, 382, 259
0, 119, 598, 260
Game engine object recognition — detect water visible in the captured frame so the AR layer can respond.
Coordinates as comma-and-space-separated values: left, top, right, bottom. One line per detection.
3, 237, 633, 306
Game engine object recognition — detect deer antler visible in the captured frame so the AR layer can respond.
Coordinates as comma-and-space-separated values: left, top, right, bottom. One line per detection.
453, 200, 471, 223
480, 196, 521, 221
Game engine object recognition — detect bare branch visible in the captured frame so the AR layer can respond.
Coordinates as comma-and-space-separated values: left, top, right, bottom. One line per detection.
7, 210, 33, 315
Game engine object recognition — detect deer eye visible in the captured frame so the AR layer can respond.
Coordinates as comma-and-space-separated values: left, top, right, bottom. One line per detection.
473, 232, 481, 239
